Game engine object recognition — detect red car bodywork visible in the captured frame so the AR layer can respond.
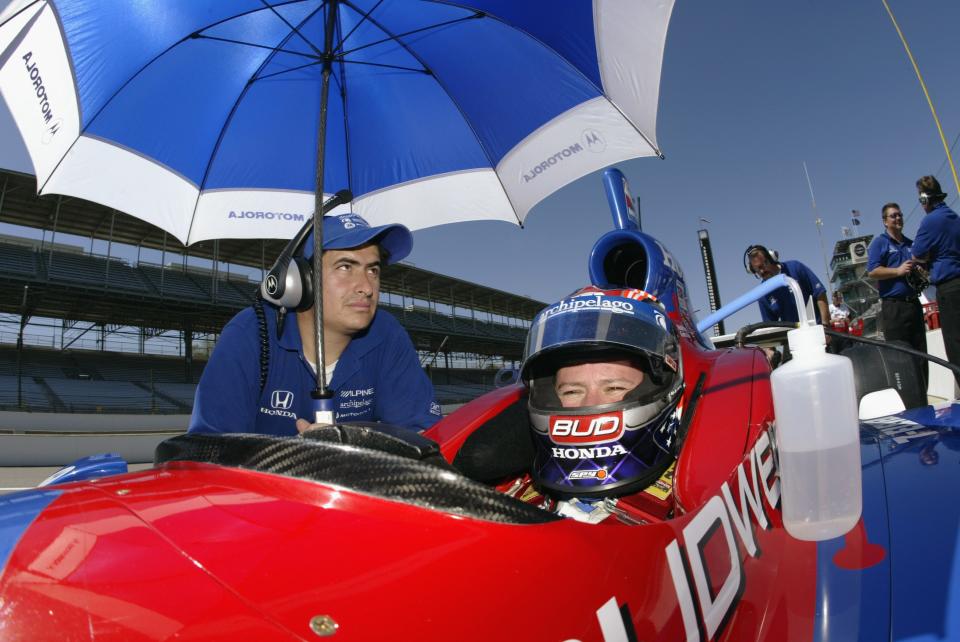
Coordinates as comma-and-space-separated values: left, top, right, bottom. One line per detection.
0, 335, 844, 641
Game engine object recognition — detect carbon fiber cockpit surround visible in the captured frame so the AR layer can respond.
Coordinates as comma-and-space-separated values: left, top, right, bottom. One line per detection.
155, 432, 560, 525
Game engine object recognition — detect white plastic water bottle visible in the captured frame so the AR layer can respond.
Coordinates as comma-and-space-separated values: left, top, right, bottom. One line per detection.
771, 322, 862, 541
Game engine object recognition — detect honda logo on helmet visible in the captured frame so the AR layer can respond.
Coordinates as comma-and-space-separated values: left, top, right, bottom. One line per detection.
271, 390, 294, 410
550, 412, 623, 445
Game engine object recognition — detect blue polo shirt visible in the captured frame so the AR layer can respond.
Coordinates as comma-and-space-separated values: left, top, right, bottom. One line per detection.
758, 260, 827, 323
867, 231, 915, 298
189, 305, 441, 435
913, 202, 960, 285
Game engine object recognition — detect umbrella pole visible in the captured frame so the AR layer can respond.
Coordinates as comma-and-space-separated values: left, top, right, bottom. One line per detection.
310, 0, 339, 426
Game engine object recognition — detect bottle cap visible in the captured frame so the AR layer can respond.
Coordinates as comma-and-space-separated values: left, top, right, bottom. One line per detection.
786, 321, 826, 354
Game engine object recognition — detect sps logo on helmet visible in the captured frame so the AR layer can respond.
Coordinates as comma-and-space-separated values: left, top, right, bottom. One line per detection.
550, 412, 624, 445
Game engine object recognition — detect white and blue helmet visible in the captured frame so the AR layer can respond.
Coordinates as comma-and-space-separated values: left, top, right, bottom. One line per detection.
521, 288, 684, 499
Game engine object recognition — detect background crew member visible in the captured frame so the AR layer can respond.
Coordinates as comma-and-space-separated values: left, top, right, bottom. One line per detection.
912, 175, 960, 382
827, 290, 855, 355
867, 201, 927, 384
829, 291, 852, 324
745, 245, 829, 324
190, 213, 441, 435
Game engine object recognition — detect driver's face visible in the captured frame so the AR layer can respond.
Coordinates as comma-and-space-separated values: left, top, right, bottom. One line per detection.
554, 360, 645, 408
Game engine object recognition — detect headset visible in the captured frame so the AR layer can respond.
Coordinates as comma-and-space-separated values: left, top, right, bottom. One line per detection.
919, 191, 947, 207
259, 189, 353, 311
743, 244, 779, 278
255, 189, 353, 344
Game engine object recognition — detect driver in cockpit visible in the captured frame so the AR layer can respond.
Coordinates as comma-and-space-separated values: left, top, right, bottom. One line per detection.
502, 287, 686, 524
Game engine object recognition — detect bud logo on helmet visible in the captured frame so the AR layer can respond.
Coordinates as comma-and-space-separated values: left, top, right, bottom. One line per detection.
550, 412, 624, 445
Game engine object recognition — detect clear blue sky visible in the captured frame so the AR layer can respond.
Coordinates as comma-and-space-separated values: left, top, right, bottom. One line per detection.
3, 1, 960, 333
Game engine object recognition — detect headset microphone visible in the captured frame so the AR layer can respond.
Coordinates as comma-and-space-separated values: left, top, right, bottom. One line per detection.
260, 189, 353, 335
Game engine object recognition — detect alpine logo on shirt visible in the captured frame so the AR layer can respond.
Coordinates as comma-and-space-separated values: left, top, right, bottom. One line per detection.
337, 386, 375, 419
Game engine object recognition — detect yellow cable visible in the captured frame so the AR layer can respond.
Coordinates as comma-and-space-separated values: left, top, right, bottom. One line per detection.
882, 0, 960, 197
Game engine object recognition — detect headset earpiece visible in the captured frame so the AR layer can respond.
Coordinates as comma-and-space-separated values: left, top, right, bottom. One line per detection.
261, 255, 290, 303
744, 244, 763, 276
260, 253, 314, 311
291, 256, 314, 312
919, 191, 947, 206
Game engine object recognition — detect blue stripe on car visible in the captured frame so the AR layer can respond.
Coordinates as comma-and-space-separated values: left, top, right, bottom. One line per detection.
0, 489, 61, 574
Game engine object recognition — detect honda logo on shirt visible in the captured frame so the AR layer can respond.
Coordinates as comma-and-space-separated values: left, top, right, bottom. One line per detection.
271, 390, 294, 410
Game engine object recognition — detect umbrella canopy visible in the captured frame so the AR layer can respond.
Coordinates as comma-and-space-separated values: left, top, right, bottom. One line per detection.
0, 0, 675, 245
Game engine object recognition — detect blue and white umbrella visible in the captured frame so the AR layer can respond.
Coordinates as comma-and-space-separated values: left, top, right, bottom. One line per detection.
0, 0, 675, 245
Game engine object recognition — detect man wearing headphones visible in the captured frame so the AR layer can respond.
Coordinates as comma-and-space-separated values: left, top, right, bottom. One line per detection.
189, 213, 441, 435
745, 245, 829, 324
912, 175, 960, 380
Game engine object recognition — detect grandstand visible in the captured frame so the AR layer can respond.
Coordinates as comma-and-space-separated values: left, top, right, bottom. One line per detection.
0, 168, 546, 420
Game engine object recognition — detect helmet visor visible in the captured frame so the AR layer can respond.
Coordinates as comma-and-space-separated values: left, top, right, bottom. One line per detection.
522, 294, 677, 382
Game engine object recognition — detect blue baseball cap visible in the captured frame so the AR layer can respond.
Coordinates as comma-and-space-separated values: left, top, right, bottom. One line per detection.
303, 213, 413, 265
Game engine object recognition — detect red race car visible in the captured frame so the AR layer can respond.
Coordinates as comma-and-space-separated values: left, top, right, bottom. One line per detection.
0, 193, 957, 642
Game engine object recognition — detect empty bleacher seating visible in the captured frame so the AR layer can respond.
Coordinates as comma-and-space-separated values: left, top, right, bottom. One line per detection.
69, 351, 202, 384
153, 382, 198, 408
434, 383, 494, 405
139, 264, 210, 300
0, 349, 16, 377
44, 251, 149, 292
15, 349, 77, 379
0, 375, 49, 410
0, 243, 39, 277
189, 275, 256, 306
217, 279, 257, 306
379, 305, 522, 341
43, 378, 179, 413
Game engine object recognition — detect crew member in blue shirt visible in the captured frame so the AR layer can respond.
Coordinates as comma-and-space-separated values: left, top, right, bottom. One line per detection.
745, 245, 829, 324
867, 202, 927, 384
912, 175, 960, 381
189, 214, 441, 435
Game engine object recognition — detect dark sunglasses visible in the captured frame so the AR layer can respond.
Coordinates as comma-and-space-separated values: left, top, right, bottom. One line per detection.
885, 212, 903, 219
